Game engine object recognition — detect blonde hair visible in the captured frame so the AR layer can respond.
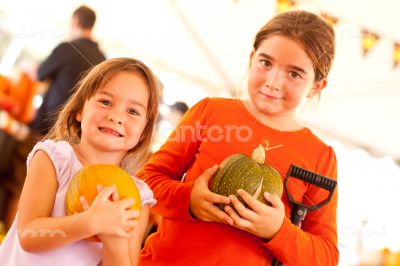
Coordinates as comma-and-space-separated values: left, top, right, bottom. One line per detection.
254, 10, 335, 81
47, 57, 160, 169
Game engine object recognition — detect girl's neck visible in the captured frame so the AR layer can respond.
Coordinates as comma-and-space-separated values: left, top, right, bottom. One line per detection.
73, 143, 125, 167
242, 99, 303, 131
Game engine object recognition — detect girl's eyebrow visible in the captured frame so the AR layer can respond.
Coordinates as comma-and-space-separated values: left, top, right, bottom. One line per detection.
258, 52, 308, 75
97, 90, 147, 109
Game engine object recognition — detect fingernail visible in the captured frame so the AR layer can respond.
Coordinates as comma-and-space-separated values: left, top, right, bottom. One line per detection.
264, 192, 270, 197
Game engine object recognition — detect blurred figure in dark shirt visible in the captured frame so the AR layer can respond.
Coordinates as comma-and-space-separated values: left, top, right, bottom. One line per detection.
31, 5, 106, 134
0, 5, 105, 230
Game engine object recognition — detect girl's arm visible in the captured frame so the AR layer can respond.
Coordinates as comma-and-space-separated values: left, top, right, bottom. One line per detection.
18, 150, 136, 252
101, 204, 150, 266
137, 98, 229, 222
128, 204, 150, 265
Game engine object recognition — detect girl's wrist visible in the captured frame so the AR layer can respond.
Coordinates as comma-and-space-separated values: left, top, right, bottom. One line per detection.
79, 211, 98, 236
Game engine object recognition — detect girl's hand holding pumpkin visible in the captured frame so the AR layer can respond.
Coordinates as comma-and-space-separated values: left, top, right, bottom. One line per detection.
189, 165, 233, 225
80, 185, 140, 238
224, 189, 285, 239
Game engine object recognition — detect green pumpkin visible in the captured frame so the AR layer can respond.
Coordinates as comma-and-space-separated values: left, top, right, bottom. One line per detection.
210, 144, 283, 209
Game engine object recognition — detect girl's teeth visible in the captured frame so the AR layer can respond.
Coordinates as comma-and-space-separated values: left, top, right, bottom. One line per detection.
101, 128, 121, 137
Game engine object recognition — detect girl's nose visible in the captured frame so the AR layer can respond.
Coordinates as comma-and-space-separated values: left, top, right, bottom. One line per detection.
266, 69, 284, 91
107, 112, 123, 125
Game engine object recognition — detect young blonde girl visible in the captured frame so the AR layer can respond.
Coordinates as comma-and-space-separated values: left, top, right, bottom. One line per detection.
0, 57, 160, 266
137, 10, 338, 266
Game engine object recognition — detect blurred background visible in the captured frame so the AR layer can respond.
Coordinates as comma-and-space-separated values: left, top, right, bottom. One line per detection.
1, 0, 399, 265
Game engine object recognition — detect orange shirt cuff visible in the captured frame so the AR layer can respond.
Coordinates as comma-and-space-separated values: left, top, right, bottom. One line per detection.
263, 217, 294, 256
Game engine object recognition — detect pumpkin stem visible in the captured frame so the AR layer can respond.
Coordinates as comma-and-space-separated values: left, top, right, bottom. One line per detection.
252, 144, 266, 164
252, 141, 283, 164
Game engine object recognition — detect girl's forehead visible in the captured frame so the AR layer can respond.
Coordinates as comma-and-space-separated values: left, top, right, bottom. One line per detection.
257, 36, 307, 55
93, 72, 149, 107
256, 35, 314, 71
97, 73, 146, 92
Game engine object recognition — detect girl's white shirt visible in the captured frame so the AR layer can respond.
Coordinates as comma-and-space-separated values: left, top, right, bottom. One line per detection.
0, 139, 156, 266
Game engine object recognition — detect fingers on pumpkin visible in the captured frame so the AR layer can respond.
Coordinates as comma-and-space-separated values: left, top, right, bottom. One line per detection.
224, 205, 238, 219
263, 192, 281, 208
125, 209, 141, 220
215, 208, 233, 225
97, 185, 117, 201
97, 184, 120, 201
228, 195, 245, 212
119, 198, 136, 210
203, 164, 219, 180
224, 205, 245, 226
96, 185, 104, 193
111, 190, 120, 201
126, 219, 139, 229
80, 196, 90, 210
208, 193, 230, 205
229, 194, 255, 220
237, 189, 263, 211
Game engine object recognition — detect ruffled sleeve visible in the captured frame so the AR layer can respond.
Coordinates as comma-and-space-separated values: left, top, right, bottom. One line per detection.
26, 140, 78, 185
132, 177, 157, 207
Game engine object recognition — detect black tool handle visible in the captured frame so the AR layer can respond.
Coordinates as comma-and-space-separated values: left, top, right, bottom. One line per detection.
285, 165, 337, 211
289, 165, 337, 192
271, 257, 282, 266
290, 205, 308, 227
271, 165, 337, 265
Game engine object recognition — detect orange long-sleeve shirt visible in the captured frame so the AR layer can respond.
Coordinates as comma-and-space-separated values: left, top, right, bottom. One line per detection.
137, 98, 338, 266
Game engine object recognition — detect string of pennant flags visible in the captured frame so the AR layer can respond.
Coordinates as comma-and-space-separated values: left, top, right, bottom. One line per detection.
276, 0, 400, 68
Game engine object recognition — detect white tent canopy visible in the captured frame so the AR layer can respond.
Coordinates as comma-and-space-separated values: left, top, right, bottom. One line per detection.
1, 0, 399, 162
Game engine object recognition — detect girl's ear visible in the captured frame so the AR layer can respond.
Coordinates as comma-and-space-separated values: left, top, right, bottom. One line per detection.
76, 112, 82, 122
248, 49, 256, 68
308, 79, 327, 98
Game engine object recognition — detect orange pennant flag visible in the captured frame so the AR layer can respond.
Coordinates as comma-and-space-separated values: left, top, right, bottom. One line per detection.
362, 29, 379, 56
320, 12, 339, 26
394, 42, 400, 68
276, 0, 296, 13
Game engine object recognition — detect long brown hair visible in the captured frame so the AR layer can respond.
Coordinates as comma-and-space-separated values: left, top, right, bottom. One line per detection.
47, 57, 160, 170
253, 10, 335, 81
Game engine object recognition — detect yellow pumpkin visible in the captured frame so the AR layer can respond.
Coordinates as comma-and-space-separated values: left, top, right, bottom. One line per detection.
65, 164, 142, 241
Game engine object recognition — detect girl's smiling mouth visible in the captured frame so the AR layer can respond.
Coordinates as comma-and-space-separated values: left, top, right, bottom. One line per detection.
259, 91, 284, 100
99, 127, 123, 137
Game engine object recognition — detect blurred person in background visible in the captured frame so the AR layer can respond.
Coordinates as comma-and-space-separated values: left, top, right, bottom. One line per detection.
167, 101, 189, 127
1, 5, 105, 231
31, 5, 106, 136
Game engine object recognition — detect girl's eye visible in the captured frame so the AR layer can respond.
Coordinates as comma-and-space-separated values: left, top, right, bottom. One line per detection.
289, 71, 301, 79
99, 99, 111, 106
260, 60, 272, 68
128, 109, 140, 116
